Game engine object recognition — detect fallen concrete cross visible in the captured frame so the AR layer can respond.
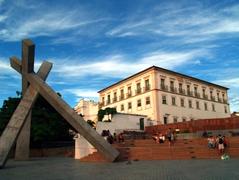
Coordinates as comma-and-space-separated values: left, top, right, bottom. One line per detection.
0, 39, 119, 169
26, 72, 119, 162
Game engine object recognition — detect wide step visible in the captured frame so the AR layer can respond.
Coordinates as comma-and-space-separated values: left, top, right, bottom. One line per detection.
79, 137, 239, 162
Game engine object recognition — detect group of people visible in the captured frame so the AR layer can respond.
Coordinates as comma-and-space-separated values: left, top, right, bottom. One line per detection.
101, 130, 124, 144
207, 134, 227, 154
152, 128, 175, 146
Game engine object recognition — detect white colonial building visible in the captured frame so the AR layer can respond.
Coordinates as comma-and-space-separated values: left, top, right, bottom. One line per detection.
74, 99, 98, 123
98, 66, 231, 124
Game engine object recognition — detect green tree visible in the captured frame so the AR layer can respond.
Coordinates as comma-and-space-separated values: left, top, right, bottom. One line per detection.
0, 91, 74, 148
97, 107, 117, 122
0, 95, 21, 133
97, 109, 105, 121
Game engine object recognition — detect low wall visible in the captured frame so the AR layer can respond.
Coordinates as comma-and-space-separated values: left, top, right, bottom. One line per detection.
30, 146, 74, 157
145, 117, 239, 135
96, 113, 148, 135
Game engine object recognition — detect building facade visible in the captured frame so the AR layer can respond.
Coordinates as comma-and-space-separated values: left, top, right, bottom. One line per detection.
74, 99, 98, 122
98, 66, 230, 124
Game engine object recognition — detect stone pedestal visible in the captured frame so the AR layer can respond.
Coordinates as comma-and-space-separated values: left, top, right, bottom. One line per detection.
74, 134, 96, 159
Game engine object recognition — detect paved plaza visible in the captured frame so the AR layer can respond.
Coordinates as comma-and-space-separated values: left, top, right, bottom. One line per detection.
1, 157, 239, 180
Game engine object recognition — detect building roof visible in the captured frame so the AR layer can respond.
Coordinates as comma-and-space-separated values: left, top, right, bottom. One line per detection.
98, 65, 229, 93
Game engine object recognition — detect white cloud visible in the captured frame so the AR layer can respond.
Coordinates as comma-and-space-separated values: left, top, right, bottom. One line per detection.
63, 88, 99, 101
0, 15, 7, 22
229, 94, 239, 112
0, 58, 13, 74
106, 4, 239, 44
52, 49, 208, 79
0, 1, 109, 42
214, 78, 239, 88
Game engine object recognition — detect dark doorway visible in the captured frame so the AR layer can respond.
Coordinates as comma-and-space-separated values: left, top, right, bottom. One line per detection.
164, 116, 168, 124
139, 118, 144, 130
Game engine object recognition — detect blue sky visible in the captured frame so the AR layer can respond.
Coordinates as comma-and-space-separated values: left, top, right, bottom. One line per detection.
0, 0, 238, 112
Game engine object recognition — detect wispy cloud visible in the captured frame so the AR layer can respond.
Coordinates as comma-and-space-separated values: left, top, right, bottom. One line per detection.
0, 58, 12, 74
0, 15, 7, 22
63, 88, 99, 103
214, 78, 239, 88
229, 93, 239, 112
106, 3, 239, 44
0, 2, 109, 42
52, 49, 208, 78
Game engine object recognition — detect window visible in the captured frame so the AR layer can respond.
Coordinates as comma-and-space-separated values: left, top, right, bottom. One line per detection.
204, 102, 208, 111
187, 85, 191, 95
145, 79, 150, 91
172, 97, 176, 106
113, 92, 117, 102
212, 103, 215, 111
102, 97, 105, 105
182, 117, 186, 122
210, 90, 215, 101
179, 83, 183, 93
127, 86, 132, 97
196, 101, 200, 109
173, 116, 178, 123
224, 106, 228, 113
203, 89, 206, 95
210, 90, 213, 98
120, 89, 124, 100
160, 79, 167, 91
162, 95, 167, 104
222, 93, 226, 102
128, 102, 132, 109
188, 100, 192, 108
194, 86, 198, 97
146, 97, 150, 105
180, 98, 185, 107
136, 82, 141, 94
107, 94, 110, 104
137, 99, 142, 107
121, 104, 124, 111
163, 116, 168, 124
161, 78, 165, 86
170, 81, 174, 92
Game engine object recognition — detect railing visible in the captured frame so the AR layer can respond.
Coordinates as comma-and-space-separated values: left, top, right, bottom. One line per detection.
179, 89, 185, 95
223, 99, 228, 104
194, 92, 200, 98
203, 94, 208, 100
144, 85, 151, 92
119, 95, 124, 100
113, 97, 117, 102
187, 91, 193, 96
135, 88, 142, 95
126, 93, 132, 98
170, 87, 177, 93
99, 102, 105, 107
160, 84, 168, 91
210, 96, 215, 101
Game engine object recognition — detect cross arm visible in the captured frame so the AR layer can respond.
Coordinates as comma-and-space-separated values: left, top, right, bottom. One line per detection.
10, 57, 52, 80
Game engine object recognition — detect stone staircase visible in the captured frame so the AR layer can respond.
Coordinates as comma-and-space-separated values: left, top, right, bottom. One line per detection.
79, 137, 239, 162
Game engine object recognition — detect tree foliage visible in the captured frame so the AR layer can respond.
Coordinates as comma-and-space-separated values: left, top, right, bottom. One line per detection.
0, 92, 74, 148
97, 107, 117, 121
